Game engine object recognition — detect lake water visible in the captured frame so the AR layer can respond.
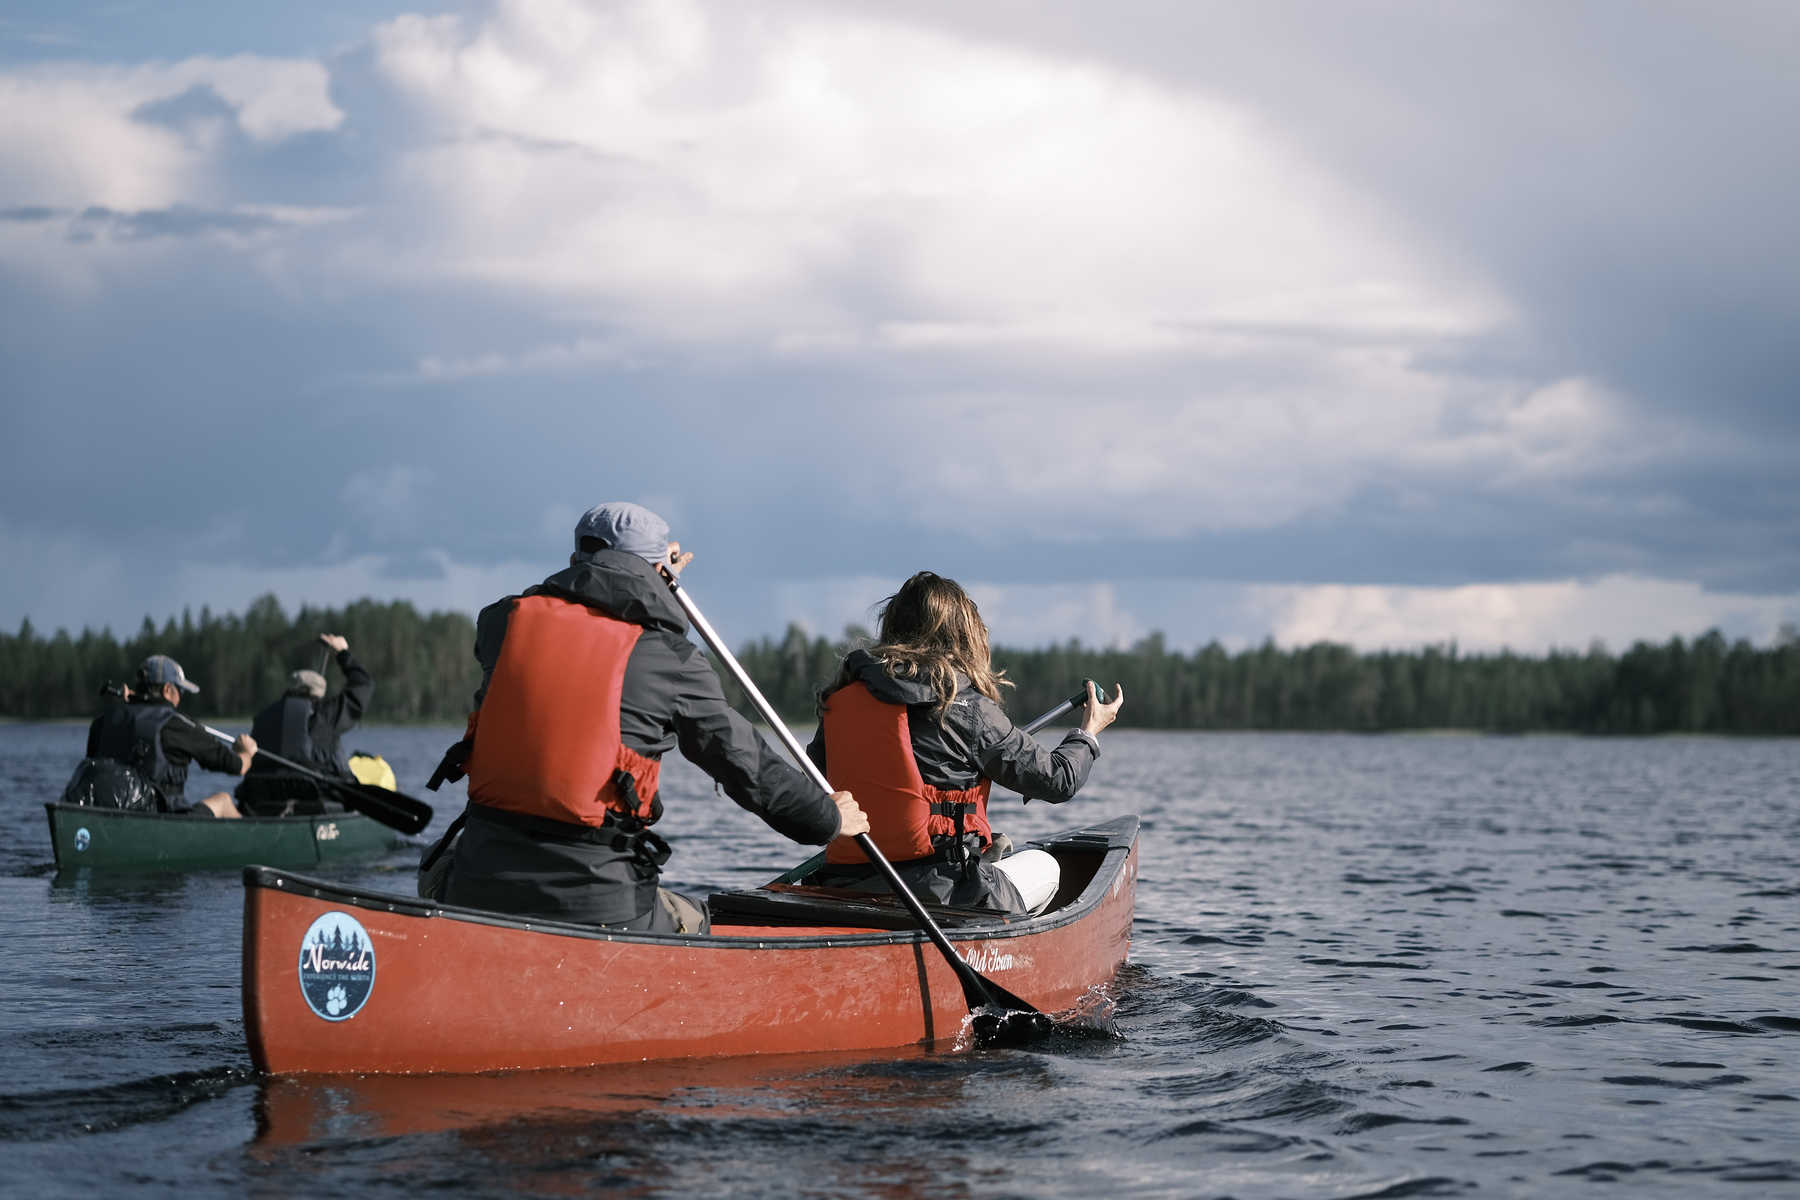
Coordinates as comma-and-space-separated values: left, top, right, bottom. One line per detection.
2, 723, 1797, 1198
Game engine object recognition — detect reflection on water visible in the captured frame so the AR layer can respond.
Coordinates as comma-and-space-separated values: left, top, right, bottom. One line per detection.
253, 1047, 950, 1147
2, 724, 1798, 1197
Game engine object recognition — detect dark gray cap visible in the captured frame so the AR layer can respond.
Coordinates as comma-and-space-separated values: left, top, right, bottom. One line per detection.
137, 654, 200, 694
574, 502, 670, 565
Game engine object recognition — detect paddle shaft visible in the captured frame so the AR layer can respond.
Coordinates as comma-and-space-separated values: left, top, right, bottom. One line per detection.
1022, 680, 1107, 737
168, 707, 432, 834
190, 715, 324, 780
666, 576, 1034, 1016
102, 683, 320, 779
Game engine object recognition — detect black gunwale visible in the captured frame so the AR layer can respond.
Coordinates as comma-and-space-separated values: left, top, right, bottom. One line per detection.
244, 815, 1138, 953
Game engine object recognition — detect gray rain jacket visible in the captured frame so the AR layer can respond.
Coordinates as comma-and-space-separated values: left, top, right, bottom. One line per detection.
441, 551, 842, 929
805, 649, 1101, 912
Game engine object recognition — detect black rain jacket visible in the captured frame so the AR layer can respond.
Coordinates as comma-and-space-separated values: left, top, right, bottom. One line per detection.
245, 648, 373, 779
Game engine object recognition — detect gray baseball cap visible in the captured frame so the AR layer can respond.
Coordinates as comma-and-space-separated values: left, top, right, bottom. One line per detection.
574, 501, 670, 565
137, 654, 200, 694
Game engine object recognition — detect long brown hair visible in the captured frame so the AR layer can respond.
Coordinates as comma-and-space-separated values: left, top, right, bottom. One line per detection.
840, 571, 1010, 721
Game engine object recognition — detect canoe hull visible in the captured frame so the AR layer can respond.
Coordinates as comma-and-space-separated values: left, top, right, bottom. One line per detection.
46, 802, 405, 871
243, 817, 1137, 1075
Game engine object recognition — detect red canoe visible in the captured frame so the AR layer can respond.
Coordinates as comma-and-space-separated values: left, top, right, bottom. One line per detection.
242, 816, 1137, 1075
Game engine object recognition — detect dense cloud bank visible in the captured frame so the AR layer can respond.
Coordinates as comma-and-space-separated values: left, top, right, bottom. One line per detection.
2, 2, 1796, 652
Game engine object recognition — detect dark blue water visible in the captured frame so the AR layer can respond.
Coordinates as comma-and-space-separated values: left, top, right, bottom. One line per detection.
2, 723, 1796, 1197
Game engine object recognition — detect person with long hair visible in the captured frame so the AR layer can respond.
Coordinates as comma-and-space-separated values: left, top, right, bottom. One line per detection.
806, 571, 1122, 914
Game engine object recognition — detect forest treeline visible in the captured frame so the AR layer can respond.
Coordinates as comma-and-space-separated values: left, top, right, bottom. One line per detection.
730, 624, 1800, 736
0, 595, 483, 722
2, 595, 1797, 734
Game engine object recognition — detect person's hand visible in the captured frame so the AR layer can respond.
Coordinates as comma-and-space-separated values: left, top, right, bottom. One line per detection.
319, 633, 349, 653
233, 733, 258, 774
832, 789, 869, 838
1079, 681, 1124, 737
658, 541, 695, 580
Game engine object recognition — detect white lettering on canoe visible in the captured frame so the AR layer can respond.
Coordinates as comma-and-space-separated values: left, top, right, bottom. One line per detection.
1110, 855, 1136, 901
965, 946, 1019, 973
303, 943, 371, 973
316, 822, 339, 842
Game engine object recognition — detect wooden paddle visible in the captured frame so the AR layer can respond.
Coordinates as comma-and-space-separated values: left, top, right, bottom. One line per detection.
663, 573, 1053, 1045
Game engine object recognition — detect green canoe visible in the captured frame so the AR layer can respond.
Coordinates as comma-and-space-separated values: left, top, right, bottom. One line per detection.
45, 801, 408, 871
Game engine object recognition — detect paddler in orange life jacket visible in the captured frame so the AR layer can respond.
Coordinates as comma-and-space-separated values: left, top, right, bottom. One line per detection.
424, 502, 868, 933
806, 572, 1123, 915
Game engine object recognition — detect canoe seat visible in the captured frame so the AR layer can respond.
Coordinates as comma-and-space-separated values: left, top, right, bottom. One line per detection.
707, 884, 1014, 931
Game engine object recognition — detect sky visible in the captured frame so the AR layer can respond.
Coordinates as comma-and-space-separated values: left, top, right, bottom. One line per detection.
2, 0, 1796, 657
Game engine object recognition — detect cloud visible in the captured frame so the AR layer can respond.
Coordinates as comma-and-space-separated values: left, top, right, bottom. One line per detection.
408, 335, 638, 383
1255, 574, 1800, 655
1, 1, 1795, 655
0, 517, 533, 639
889, 2, 1800, 428
0, 56, 341, 210
358, 0, 1497, 361
732, 571, 1800, 657
5, 506, 1793, 659
340, 464, 433, 542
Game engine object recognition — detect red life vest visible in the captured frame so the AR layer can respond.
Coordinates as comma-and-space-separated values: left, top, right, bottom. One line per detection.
463, 594, 661, 828
821, 681, 991, 865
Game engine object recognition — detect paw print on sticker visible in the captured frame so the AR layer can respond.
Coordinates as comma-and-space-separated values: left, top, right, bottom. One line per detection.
326, 984, 348, 1016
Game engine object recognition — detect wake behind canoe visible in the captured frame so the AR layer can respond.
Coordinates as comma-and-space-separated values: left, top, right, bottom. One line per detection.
45, 801, 408, 871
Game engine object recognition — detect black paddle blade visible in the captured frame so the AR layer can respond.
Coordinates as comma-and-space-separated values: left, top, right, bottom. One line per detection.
326, 779, 434, 835
970, 1004, 1056, 1046
955, 964, 1055, 1047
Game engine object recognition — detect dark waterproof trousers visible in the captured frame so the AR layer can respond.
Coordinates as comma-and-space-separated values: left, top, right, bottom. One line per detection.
441, 804, 706, 933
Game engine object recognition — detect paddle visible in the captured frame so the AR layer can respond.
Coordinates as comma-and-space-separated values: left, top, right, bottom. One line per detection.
193, 713, 432, 834
1022, 680, 1111, 737
104, 685, 435, 835
662, 573, 1053, 1045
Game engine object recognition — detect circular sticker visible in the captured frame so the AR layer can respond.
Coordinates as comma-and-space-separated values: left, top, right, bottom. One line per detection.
74, 827, 91, 852
297, 911, 377, 1021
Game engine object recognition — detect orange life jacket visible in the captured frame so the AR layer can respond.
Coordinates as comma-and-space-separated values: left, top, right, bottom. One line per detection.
821, 681, 991, 865
463, 594, 661, 828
